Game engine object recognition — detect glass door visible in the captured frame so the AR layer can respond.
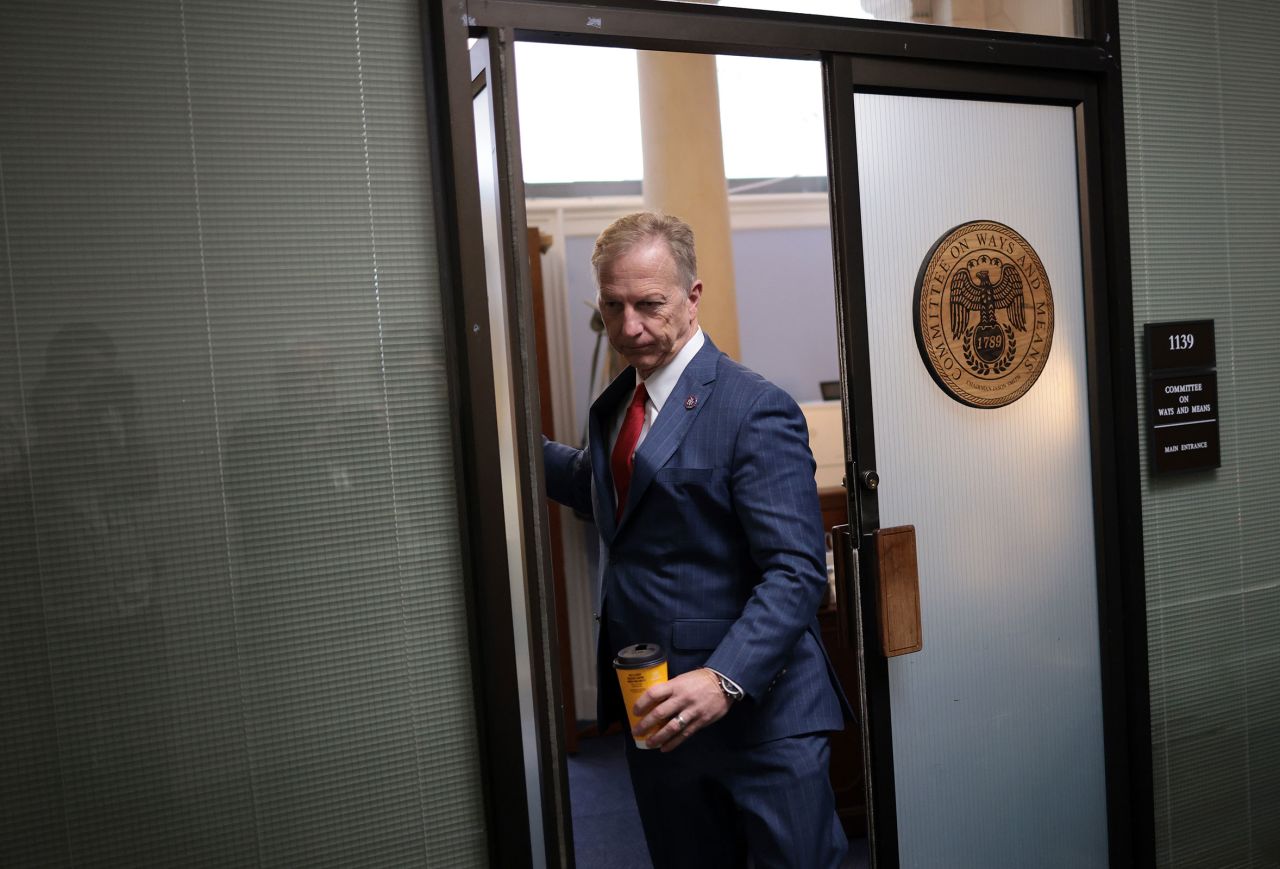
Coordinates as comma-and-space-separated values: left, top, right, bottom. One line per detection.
828, 57, 1118, 868
464, 31, 571, 869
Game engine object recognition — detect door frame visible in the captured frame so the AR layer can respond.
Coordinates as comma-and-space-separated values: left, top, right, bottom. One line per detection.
422, 1, 1151, 866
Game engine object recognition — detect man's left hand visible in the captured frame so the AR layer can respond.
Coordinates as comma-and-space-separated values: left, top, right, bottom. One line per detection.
632, 668, 731, 752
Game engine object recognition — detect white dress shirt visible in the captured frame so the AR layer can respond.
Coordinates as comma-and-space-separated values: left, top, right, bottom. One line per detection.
609, 327, 705, 454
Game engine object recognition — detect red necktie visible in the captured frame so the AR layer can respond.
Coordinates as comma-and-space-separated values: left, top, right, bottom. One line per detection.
610, 382, 648, 521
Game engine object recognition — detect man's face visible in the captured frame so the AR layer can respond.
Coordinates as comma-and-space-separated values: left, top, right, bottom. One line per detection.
597, 241, 702, 378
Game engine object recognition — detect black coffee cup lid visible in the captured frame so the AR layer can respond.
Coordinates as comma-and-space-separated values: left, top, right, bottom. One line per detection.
613, 643, 666, 669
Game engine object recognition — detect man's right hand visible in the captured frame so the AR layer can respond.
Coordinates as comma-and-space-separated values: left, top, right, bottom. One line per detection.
632, 668, 731, 752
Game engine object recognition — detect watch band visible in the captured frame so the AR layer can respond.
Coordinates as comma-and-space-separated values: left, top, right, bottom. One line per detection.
709, 669, 744, 702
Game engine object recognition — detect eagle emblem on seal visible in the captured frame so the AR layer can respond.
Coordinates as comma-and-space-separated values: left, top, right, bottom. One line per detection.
913, 220, 1055, 408
949, 254, 1026, 375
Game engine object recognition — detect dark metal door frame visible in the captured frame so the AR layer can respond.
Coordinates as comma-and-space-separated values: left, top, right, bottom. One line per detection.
422, 2, 1151, 866
421, 10, 573, 867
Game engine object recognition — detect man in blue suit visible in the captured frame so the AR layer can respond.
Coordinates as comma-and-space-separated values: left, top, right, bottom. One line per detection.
543, 212, 849, 868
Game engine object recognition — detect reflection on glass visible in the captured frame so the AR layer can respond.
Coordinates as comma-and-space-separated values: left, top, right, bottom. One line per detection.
669, 0, 1083, 39
17, 323, 175, 864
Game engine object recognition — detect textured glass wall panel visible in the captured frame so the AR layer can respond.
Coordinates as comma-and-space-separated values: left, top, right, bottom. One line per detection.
855, 94, 1107, 868
0, 1, 487, 866
1121, 1, 1280, 866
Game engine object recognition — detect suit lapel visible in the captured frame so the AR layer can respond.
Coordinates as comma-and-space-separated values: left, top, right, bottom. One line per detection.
589, 368, 638, 543
617, 339, 721, 533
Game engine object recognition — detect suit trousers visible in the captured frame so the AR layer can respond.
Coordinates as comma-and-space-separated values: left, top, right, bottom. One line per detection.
625, 730, 847, 869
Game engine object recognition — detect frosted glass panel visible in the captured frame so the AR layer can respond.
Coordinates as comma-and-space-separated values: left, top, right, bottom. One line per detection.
855, 94, 1107, 868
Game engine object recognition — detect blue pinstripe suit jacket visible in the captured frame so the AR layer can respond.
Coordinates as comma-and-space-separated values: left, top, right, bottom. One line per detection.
544, 337, 850, 746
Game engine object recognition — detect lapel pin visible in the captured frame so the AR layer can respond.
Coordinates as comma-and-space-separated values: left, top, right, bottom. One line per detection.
684, 395, 698, 410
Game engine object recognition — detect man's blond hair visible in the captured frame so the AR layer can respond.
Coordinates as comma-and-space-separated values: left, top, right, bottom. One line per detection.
591, 211, 698, 292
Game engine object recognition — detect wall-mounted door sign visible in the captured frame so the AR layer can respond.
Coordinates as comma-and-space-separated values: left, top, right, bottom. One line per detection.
1145, 320, 1221, 473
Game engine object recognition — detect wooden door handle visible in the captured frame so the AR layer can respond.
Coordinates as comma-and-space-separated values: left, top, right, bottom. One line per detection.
872, 525, 922, 657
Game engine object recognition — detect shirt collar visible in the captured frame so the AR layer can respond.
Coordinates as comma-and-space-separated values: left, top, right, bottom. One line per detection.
637, 327, 704, 413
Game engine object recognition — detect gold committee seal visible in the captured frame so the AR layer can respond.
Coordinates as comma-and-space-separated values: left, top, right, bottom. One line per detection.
913, 220, 1055, 408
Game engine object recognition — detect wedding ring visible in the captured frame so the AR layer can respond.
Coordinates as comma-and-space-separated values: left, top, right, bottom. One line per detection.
675, 712, 688, 730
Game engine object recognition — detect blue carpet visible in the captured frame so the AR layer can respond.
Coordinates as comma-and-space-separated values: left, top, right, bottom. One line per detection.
568, 731, 653, 869
566, 731, 869, 869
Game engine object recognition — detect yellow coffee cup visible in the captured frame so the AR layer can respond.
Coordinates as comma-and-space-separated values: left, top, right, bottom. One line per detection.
613, 643, 669, 749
